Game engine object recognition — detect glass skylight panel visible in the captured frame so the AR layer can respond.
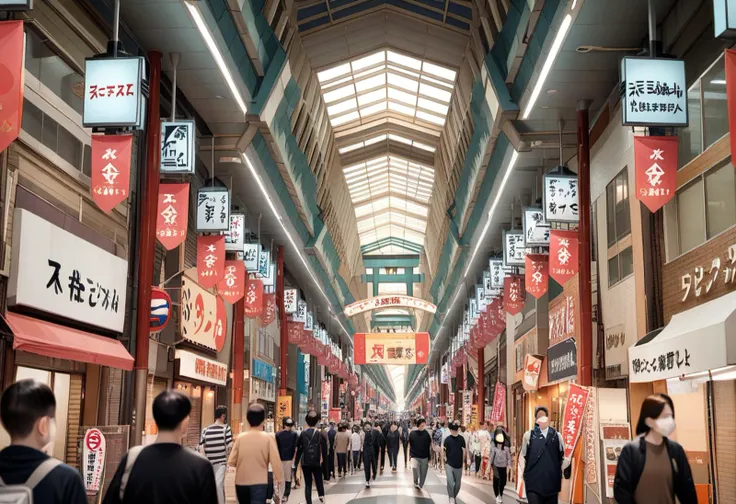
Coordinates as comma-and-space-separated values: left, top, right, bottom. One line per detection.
419, 82, 451, 102
358, 88, 387, 107
421, 74, 454, 90
413, 142, 435, 152
318, 63, 351, 82
387, 73, 419, 93
416, 110, 445, 126
355, 74, 386, 92
331, 110, 360, 126
422, 61, 456, 81
418, 97, 449, 115
324, 84, 355, 104
388, 134, 412, 145
338, 142, 363, 154
327, 98, 357, 116
388, 101, 416, 117
352, 51, 385, 72
387, 87, 417, 106
360, 101, 387, 118
387, 50, 422, 70
364, 134, 387, 146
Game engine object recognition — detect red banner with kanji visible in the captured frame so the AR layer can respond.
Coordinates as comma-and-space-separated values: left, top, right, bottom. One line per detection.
503, 275, 525, 315
549, 230, 578, 285
260, 293, 276, 325
243, 278, 264, 318
525, 254, 549, 299
90, 134, 132, 213
634, 135, 678, 212
0, 21, 24, 153
197, 235, 225, 289
561, 383, 590, 459
156, 183, 189, 250
217, 260, 245, 303
490, 381, 506, 424
727, 49, 736, 164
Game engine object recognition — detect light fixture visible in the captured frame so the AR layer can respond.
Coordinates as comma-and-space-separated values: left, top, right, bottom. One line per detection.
184, 1, 248, 115
522, 14, 573, 119
546, 89, 558, 94
571, 0, 578, 9
710, 79, 727, 85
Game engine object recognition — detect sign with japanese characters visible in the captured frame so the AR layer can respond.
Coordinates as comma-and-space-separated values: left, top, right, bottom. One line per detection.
296, 300, 307, 323
160, 120, 195, 173
634, 136, 678, 212
503, 275, 525, 315
83, 57, 146, 128
605, 325, 628, 370
544, 174, 579, 223
0, 21, 24, 153
548, 286, 578, 347
244, 278, 264, 318
0, 0, 32, 10
353, 332, 430, 365
601, 423, 631, 497
156, 183, 189, 250
175, 349, 228, 385
284, 288, 298, 314
218, 260, 245, 303
197, 235, 225, 289
525, 254, 548, 299
321, 380, 331, 420
82, 428, 106, 493
258, 249, 270, 278
344, 295, 437, 317
523, 354, 543, 391
196, 187, 230, 232
90, 135, 132, 213
462, 390, 472, 426
503, 231, 527, 266
561, 384, 590, 459
489, 259, 505, 290
243, 243, 260, 271
549, 230, 578, 285
489, 381, 506, 424
180, 274, 226, 351
523, 207, 550, 246
224, 214, 245, 251
261, 293, 276, 325
621, 57, 688, 127
547, 337, 577, 383
9, 209, 128, 332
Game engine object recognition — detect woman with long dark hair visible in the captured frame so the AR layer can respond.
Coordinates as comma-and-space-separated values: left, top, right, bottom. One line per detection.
613, 393, 697, 504
489, 427, 511, 504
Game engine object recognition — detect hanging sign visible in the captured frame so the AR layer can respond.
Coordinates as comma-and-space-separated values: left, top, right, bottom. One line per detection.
243, 243, 260, 271
150, 287, 172, 333
244, 278, 264, 318
284, 288, 298, 314
196, 187, 230, 232
0, 21, 24, 152
547, 337, 578, 383
90, 134, 132, 213
549, 230, 578, 285
728, 50, 736, 164
296, 301, 307, 323
634, 136, 678, 212
490, 381, 506, 424
218, 260, 245, 303
225, 214, 245, 251
503, 231, 527, 266
258, 249, 270, 278
561, 383, 590, 459
462, 390, 472, 426
261, 293, 276, 325
621, 57, 688, 127
489, 259, 505, 290
305, 311, 314, 332
276, 395, 292, 434
160, 120, 195, 173
180, 274, 225, 351
544, 173, 579, 223
523, 207, 550, 246
353, 332, 430, 364
483, 270, 492, 297
503, 275, 525, 315
549, 290, 577, 346
523, 354, 543, 391
176, 349, 228, 385
83, 57, 146, 128
156, 183, 189, 250
344, 295, 437, 316
262, 261, 276, 288
0, 0, 32, 9
82, 428, 106, 493
197, 235, 225, 289
601, 423, 631, 498
525, 254, 549, 299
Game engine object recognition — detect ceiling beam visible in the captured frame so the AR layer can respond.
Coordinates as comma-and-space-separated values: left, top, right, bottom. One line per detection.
340, 142, 436, 167
360, 273, 425, 283
363, 255, 420, 268
361, 237, 424, 255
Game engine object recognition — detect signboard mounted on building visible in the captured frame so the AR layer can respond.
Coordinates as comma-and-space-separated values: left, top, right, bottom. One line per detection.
225, 214, 245, 251
176, 349, 228, 385
353, 333, 430, 364
523, 207, 550, 246
344, 295, 437, 317
0, 21, 25, 152
160, 120, 195, 173
634, 136, 678, 212
544, 172, 579, 223
83, 57, 147, 129
621, 57, 688, 127
547, 337, 577, 383
503, 231, 527, 267
196, 187, 230, 232
180, 274, 226, 351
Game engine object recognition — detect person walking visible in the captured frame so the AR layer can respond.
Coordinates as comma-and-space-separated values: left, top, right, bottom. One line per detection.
408, 417, 431, 490
358, 424, 365, 470
432, 422, 444, 470
380, 422, 389, 472
490, 427, 512, 503
477, 422, 491, 479
460, 426, 471, 475
614, 394, 697, 504
294, 411, 328, 504
386, 423, 400, 472
443, 421, 466, 504
199, 405, 234, 503
361, 422, 378, 487
275, 417, 299, 503
334, 425, 350, 478
350, 426, 362, 475
0, 379, 87, 504
520, 406, 569, 504
372, 424, 385, 476
400, 418, 410, 468
103, 390, 218, 504
327, 422, 337, 480
470, 428, 481, 477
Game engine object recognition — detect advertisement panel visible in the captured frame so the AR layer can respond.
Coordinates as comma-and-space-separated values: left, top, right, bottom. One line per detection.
353, 332, 430, 364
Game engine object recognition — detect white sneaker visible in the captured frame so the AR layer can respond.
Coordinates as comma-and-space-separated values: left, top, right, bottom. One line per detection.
366, 481, 371, 488
496, 496, 503, 503
449, 498, 455, 504
319, 497, 325, 504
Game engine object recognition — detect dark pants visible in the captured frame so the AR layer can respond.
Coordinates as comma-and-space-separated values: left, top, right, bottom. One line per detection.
388, 447, 399, 468
302, 466, 325, 504
337, 453, 347, 475
352, 451, 361, 469
267, 472, 273, 500
236, 484, 268, 504
380, 445, 386, 469
364, 454, 377, 482
493, 467, 507, 497
475, 455, 481, 474
402, 439, 409, 466
526, 492, 558, 504
328, 448, 335, 477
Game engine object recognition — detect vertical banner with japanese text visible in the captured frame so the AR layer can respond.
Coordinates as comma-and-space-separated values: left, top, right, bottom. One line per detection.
525, 254, 549, 298
197, 235, 225, 288
91, 135, 132, 213
490, 381, 506, 425
243, 278, 264, 318
82, 428, 106, 493
503, 276, 525, 315
321, 380, 331, 420
561, 383, 590, 459
549, 230, 578, 285
0, 21, 24, 153
462, 390, 472, 426
634, 135, 678, 212
156, 183, 189, 249
217, 260, 245, 303
260, 293, 276, 325
276, 395, 292, 431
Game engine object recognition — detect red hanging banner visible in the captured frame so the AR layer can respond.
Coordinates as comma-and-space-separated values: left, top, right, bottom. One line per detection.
90, 134, 132, 213
243, 278, 264, 318
490, 381, 506, 424
0, 21, 24, 153
503, 276, 525, 315
561, 383, 590, 459
156, 183, 189, 250
549, 230, 578, 285
525, 254, 549, 299
727, 49, 736, 164
214, 295, 227, 352
218, 260, 245, 303
260, 293, 276, 325
196, 235, 225, 289
634, 135, 678, 212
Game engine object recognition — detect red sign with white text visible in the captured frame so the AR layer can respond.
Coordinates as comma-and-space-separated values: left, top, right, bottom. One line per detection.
634, 135, 678, 212
197, 235, 225, 289
503, 276, 525, 315
490, 381, 506, 424
561, 383, 590, 459
523, 354, 543, 391
260, 293, 276, 325
156, 183, 189, 250
549, 230, 578, 285
726, 49, 736, 165
214, 295, 227, 352
353, 332, 429, 365
0, 21, 24, 153
525, 254, 549, 299
243, 278, 264, 318
218, 260, 245, 303
90, 134, 132, 213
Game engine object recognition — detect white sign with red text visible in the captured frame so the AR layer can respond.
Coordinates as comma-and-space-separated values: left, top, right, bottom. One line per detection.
175, 349, 228, 385
83, 428, 106, 493
83, 57, 145, 128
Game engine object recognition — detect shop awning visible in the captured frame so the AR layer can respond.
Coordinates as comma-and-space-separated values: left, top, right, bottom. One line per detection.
5, 312, 134, 371
628, 291, 736, 383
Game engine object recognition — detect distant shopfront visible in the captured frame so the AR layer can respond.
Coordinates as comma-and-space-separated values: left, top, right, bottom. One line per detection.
252, 358, 276, 416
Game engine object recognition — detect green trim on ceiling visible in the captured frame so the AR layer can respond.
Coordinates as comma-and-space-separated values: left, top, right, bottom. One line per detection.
361, 237, 424, 255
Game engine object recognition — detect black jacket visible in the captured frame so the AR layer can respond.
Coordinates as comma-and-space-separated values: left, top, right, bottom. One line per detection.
386, 431, 400, 450
613, 436, 697, 504
0, 446, 86, 504
295, 428, 328, 469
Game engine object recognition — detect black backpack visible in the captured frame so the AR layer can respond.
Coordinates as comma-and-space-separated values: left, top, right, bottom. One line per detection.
303, 429, 321, 468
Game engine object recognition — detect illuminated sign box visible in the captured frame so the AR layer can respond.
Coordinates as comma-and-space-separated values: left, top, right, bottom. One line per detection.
83, 57, 146, 129
620, 57, 688, 127
714, 0, 736, 38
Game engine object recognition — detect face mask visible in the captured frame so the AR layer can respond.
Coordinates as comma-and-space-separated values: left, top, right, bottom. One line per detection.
536, 416, 549, 428
495, 433, 504, 443
653, 417, 676, 437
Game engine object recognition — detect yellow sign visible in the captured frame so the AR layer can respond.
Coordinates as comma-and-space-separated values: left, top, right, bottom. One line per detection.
472, 405, 478, 428
276, 394, 292, 430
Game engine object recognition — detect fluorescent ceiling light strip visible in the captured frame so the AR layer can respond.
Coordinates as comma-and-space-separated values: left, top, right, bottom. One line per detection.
185, 2, 248, 115
522, 13, 572, 119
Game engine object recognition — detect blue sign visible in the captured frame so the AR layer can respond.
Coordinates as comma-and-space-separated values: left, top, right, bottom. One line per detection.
252, 358, 275, 383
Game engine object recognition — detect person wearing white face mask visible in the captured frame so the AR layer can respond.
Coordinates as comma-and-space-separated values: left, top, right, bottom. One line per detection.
519, 406, 569, 504
613, 393, 697, 504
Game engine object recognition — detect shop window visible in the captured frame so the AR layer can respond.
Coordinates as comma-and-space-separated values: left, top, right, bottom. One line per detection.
606, 169, 632, 287
678, 82, 702, 167
677, 178, 706, 254
705, 161, 736, 238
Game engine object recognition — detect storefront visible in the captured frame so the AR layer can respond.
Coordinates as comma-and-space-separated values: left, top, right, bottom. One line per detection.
252, 357, 276, 420
297, 349, 309, 422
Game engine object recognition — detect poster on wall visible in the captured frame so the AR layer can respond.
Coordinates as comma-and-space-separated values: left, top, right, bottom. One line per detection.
82, 428, 106, 493
601, 423, 631, 498
522, 354, 543, 391
547, 337, 577, 383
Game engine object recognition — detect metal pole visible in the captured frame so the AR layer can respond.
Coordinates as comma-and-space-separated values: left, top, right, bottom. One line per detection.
277, 246, 288, 397
170, 53, 180, 122
112, 0, 120, 56
232, 299, 245, 435
132, 50, 162, 446
577, 100, 593, 387
647, 0, 657, 57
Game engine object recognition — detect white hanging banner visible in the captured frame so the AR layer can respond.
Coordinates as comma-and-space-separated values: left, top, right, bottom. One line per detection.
544, 174, 579, 223
523, 207, 550, 246
284, 288, 298, 314
244, 243, 260, 271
